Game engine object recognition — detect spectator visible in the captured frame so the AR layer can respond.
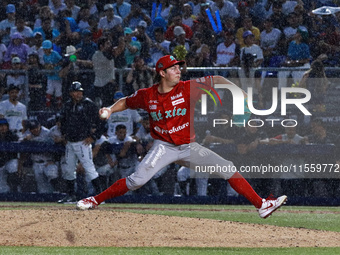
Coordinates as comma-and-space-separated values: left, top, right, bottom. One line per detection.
3, 32, 30, 65
123, 27, 141, 67
268, 0, 287, 31
278, 28, 311, 90
191, 3, 215, 47
107, 91, 142, 138
299, 60, 329, 112
28, 32, 45, 64
210, 0, 240, 19
236, 15, 260, 48
10, 17, 33, 45
238, 30, 264, 102
42, 39, 63, 109
235, 1, 250, 29
164, 13, 193, 41
33, 18, 60, 41
22, 120, 59, 194
196, 44, 214, 75
106, 124, 138, 183
269, 124, 307, 145
123, 4, 152, 30
98, 4, 123, 32
215, 29, 240, 72
135, 114, 153, 161
59, 45, 83, 100
0, 118, 20, 193
247, 0, 270, 29
49, 114, 67, 192
158, 0, 173, 22
236, 124, 270, 196
266, 122, 307, 197
0, 84, 28, 140
58, 81, 105, 203
0, 4, 16, 46
92, 36, 116, 107
49, 0, 67, 16
65, 0, 80, 20
305, 118, 340, 197
6, 57, 26, 102
34, 6, 56, 30
134, 114, 163, 195
55, 10, 81, 48
91, 133, 114, 190
27, 52, 46, 111
88, 15, 102, 43
182, 3, 196, 28
0, 39, 7, 66
260, 17, 282, 66
134, 20, 153, 62
282, 12, 308, 49
76, 6, 91, 31
169, 26, 190, 59
87, 0, 99, 17
113, 0, 131, 20
126, 56, 155, 93
150, 27, 170, 67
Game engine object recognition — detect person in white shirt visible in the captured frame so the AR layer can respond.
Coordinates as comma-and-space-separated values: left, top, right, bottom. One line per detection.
0, 85, 27, 139
182, 3, 195, 28
92, 36, 116, 107
238, 30, 264, 103
64, 0, 80, 20
210, 0, 240, 19
216, 30, 240, 67
10, 17, 33, 45
107, 91, 142, 138
106, 124, 138, 181
49, 0, 67, 16
22, 120, 59, 193
98, 4, 123, 31
260, 17, 282, 66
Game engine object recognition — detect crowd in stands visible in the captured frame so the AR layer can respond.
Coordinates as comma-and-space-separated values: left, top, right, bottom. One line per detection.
0, 0, 340, 200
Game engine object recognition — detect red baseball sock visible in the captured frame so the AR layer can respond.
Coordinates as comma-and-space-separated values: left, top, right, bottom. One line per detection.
228, 172, 263, 208
94, 178, 129, 204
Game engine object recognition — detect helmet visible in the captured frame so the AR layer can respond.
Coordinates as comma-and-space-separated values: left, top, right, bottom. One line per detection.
69, 81, 84, 92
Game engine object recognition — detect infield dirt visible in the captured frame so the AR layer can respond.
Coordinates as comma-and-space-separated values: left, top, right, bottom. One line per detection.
1, 208, 340, 247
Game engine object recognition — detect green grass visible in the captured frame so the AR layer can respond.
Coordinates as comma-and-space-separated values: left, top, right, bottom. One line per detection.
0, 247, 340, 255
1, 202, 340, 254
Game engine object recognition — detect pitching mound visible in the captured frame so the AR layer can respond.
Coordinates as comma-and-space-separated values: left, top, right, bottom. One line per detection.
1, 209, 340, 247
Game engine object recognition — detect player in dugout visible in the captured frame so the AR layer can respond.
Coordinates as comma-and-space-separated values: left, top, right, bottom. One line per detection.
77, 55, 287, 218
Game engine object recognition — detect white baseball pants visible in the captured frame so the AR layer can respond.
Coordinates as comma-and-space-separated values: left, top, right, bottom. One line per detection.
126, 140, 236, 190
64, 141, 99, 182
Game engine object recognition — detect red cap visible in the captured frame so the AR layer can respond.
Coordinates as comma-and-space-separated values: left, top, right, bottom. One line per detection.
156, 55, 185, 73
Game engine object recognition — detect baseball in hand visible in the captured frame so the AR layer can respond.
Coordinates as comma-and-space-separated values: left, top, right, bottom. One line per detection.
100, 110, 109, 119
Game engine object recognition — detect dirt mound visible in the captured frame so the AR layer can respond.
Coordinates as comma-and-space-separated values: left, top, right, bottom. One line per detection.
1, 209, 340, 247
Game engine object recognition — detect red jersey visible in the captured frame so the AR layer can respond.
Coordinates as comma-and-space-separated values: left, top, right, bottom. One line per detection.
126, 76, 213, 145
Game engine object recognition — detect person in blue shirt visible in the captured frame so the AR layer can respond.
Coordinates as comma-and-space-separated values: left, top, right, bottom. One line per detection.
42, 40, 63, 109
113, 0, 131, 19
278, 28, 311, 90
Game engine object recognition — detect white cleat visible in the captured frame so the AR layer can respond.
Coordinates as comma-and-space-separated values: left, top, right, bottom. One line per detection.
76, 196, 99, 210
258, 195, 287, 219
